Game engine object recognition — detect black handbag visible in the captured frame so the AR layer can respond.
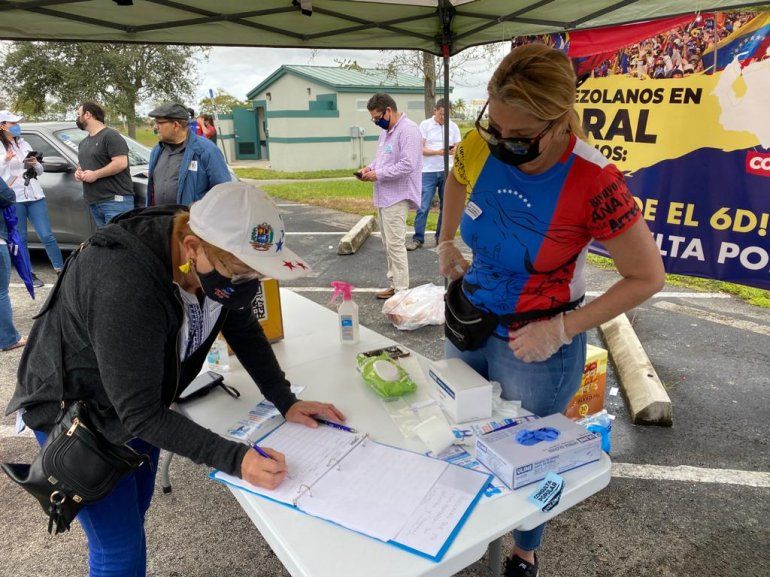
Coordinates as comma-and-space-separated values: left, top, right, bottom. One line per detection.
444, 279, 498, 351
444, 278, 584, 352
1, 401, 151, 534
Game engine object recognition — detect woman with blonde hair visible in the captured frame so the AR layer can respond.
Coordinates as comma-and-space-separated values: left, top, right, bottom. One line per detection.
5, 182, 345, 576
438, 44, 664, 576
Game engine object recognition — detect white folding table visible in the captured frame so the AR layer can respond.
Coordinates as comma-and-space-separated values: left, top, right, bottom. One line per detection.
178, 289, 611, 577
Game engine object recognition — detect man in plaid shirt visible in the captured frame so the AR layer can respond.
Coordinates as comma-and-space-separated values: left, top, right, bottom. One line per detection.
358, 93, 422, 299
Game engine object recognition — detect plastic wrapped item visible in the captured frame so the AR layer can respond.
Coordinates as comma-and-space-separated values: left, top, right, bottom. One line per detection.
357, 353, 417, 399
577, 410, 612, 454
381, 283, 445, 331
381, 398, 446, 439
490, 381, 523, 418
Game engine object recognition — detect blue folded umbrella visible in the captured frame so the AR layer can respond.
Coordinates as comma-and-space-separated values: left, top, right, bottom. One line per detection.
3, 206, 34, 299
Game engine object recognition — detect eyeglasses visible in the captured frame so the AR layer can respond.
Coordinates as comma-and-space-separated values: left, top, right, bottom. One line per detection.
371, 109, 389, 124
206, 250, 263, 284
475, 100, 554, 155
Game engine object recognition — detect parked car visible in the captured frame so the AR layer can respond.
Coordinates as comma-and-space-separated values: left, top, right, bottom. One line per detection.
19, 122, 150, 250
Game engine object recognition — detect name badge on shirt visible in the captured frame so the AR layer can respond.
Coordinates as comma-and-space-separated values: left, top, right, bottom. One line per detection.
465, 201, 483, 220
189, 160, 198, 172
384, 145, 393, 154
114, 195, 124, 202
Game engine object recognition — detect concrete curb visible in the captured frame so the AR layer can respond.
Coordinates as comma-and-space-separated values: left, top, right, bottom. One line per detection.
337, 215, 377, 255
599, 313, 673, 426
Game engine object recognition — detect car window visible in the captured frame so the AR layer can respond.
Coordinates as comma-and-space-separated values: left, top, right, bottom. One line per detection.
54, 128, 152, 167
20, 133, 60, 159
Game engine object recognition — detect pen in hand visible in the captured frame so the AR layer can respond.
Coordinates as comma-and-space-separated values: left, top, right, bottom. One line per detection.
314, 418, 358, 434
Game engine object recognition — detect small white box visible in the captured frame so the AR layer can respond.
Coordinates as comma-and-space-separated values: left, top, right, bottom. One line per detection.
475, 413, 602, 489
427, 359, 492, 424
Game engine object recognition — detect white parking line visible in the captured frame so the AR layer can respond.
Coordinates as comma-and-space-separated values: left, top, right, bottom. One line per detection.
653, 301, 770, 336
286, 287, 731, 300
611, 462, 770, 488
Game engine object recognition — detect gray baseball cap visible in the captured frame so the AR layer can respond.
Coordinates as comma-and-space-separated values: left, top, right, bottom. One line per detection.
148, 103, 189, 120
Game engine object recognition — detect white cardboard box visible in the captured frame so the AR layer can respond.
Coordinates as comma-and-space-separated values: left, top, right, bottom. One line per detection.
475, 413, 602, 489
427, 358, 492, 424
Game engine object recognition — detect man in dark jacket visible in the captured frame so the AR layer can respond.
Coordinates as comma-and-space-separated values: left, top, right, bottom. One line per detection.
5, 182, 344, 575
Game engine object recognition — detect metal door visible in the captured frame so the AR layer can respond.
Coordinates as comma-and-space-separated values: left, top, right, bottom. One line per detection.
232, 107, 259, 160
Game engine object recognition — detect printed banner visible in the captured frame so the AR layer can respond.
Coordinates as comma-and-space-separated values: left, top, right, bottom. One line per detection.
527, 12, 770, 289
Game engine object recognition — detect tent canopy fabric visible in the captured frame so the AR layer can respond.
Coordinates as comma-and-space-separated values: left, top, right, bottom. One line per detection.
0, 1, 766, 55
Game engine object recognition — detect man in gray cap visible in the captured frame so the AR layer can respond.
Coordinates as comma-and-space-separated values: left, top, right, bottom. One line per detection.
146, 102, 231, 206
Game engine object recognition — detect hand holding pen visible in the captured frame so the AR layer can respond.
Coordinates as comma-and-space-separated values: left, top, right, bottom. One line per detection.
241, 444, 288, 490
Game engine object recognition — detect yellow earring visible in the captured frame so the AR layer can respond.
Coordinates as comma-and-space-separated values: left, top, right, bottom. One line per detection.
178, 259, 191, 274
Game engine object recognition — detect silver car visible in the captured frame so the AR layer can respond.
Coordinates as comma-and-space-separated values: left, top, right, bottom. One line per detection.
21, 122, 150, 250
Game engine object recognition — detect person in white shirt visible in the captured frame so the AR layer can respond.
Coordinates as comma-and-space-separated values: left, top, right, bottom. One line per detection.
409, 99, 461, 250
0, 111, 64, 287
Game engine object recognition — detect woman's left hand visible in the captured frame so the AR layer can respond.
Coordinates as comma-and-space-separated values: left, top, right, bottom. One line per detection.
508, 313, 572, 363
285, 400, 347, 428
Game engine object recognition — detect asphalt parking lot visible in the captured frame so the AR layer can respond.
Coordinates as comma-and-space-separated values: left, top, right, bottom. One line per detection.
1, 199, 768, 577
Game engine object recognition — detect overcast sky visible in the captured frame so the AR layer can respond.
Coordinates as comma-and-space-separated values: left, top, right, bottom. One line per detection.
194, 45, 506, 109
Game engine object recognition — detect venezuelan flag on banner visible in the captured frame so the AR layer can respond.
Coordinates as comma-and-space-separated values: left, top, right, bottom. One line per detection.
702, 12, 770, 70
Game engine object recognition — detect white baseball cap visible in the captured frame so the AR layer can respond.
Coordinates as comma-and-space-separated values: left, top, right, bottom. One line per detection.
189, 182, 312, 281
0, 110, 22, 123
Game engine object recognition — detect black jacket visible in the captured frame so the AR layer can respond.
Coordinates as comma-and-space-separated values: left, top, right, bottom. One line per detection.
6, 205, 297, 476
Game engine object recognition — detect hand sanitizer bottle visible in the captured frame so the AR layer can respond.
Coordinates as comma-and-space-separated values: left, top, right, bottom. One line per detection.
331, 281, 359, 344
207, 334, 231, 371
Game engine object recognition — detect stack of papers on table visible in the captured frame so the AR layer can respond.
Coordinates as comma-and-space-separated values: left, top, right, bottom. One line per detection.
212, 422, 491, 561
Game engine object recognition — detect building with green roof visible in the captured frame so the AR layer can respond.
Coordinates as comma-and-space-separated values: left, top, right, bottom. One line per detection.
230, 65, 450, 171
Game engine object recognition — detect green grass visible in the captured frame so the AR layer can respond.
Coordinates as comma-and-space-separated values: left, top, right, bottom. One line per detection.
587, 254, 769, 308
133, 127, 157, 147
262, 180, 439, 231
235, 167, 356, 180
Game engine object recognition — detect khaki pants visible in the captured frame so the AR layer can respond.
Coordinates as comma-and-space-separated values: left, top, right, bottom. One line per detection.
377, 200, 410, 291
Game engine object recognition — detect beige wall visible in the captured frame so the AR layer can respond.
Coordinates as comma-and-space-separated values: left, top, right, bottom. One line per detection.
251, 73, 431, 171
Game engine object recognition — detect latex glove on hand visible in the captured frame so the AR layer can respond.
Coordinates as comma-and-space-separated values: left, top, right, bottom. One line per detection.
437, 240, 469, 281
241, 447, 287, 490
285, 400, 347, 429
508, 313, 572, 363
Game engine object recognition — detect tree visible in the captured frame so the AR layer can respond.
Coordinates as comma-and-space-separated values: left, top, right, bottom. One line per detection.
378, 46, 503, 117
3, 42, 205, 138
453, 98, 467, 119
199, 89, 248, 116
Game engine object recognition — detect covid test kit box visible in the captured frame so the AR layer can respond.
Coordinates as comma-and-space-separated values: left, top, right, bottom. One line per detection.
427, 358, 492, 423
475, 413, 602, 489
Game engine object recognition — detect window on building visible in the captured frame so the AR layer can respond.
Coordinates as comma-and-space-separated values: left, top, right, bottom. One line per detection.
407, 100, 425, 115
356, 99, 368, 112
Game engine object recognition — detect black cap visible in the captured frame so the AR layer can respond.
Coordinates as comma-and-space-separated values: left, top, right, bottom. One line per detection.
148, 103, 189, 120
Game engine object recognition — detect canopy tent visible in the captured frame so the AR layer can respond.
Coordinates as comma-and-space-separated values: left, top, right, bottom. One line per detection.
0, 0, 765, 55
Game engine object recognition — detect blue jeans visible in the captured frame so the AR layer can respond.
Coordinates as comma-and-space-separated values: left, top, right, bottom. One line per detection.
15, 198, 64, 270
412, 171, 445, 243
0, 244, 21, 348
446, 331, 587, 552
34, 430, 160, 577
90, 197, 135, 229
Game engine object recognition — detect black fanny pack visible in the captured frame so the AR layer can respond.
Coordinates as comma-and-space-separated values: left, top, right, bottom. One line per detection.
444, 279, 583, 352
1, 401, 151, 534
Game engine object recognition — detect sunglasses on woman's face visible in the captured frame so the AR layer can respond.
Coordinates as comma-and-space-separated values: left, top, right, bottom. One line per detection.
475, 100, 554, 155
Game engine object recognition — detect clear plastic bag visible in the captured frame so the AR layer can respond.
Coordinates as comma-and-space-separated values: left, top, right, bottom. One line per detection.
381, 283, 445, 331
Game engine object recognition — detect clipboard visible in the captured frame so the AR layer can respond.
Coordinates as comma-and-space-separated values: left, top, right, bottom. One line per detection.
211, 421, 491, 562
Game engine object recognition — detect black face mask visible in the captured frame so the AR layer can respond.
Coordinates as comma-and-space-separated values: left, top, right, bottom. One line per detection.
487, 140, 543, 167
196, 268, 260, 310
75, 117, 86, 131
